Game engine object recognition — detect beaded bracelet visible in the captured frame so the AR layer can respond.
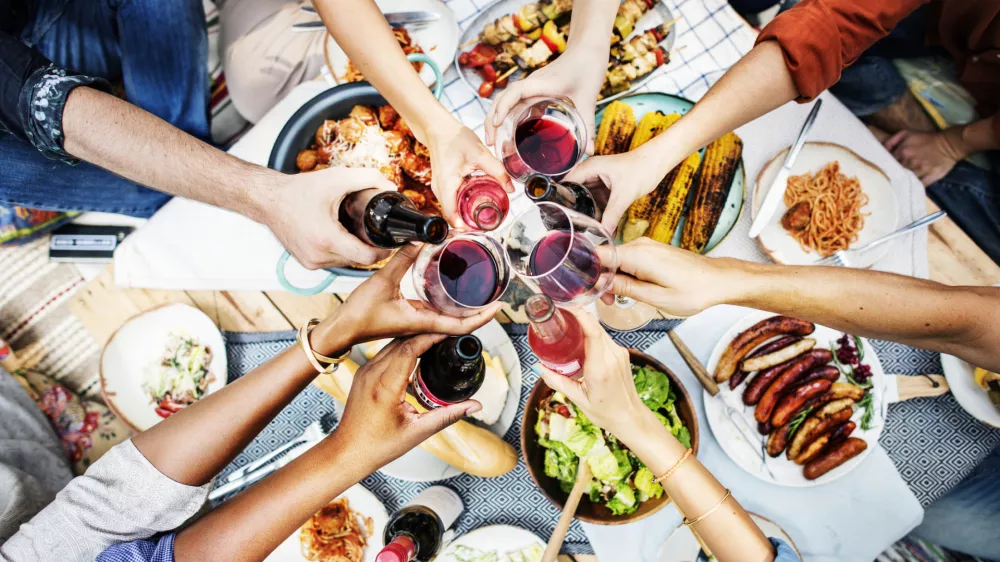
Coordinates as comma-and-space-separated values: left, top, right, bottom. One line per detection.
654, 448, 692, 484
297, 319, 350, 374
683, 489, 732, 527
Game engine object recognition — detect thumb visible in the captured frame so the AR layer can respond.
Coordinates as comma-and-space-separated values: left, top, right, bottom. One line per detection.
883, 131, 907, 152
537, 365, 586, 404
413, 400, 481, 436
584, 113, 597, 156
476, 152, 515, 193
609, 273, 666, 307
601, 191, 631, 235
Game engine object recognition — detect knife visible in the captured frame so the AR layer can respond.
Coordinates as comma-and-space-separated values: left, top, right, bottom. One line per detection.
748, 99, 823, 239
296, 7, 440, 28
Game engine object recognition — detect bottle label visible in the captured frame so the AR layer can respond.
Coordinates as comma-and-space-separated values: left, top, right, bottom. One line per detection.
539, 358, 581, 376
406, 486, 463, 530
411, 369, 450, 410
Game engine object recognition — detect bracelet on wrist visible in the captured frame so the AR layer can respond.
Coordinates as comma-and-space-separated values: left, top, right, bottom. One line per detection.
683, 488, 732, 527
297, 319, 351, 374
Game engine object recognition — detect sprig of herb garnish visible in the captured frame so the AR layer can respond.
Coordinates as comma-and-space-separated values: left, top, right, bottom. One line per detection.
788, 406, 814, 436
857, 391, 876, 430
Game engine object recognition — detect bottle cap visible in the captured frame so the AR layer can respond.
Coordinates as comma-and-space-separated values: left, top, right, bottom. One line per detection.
376, 536, 417, 562
525, 294, 556, 323
455, 335, 483, 361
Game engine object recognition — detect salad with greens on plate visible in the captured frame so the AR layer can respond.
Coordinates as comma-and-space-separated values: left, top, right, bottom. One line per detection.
534, 364, 691, 516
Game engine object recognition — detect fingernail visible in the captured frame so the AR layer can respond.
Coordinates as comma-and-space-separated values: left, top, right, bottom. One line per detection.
465, 402, 483, 415
530, 365, 544, 376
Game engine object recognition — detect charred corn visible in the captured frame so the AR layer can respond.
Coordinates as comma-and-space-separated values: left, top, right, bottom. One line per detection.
621, 175, 672, 243
648, 152, 701, 244
595, 101, 636, 155
681, 132, 743, 252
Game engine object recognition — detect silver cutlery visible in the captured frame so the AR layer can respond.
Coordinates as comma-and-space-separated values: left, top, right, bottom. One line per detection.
749, 99, 823, 238
813, 210, 946, 267
295, 7, 439, 29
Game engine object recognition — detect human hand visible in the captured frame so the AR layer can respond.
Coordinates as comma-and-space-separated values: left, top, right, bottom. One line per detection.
483, 47, 607, 154
311, 244, 501, 352
884, 129, 966, 187
599, 238, 740, 317
334, 334, 482, 472
536, 309, 650, 440
264, 167, 396, 270
426, 120, 513, 227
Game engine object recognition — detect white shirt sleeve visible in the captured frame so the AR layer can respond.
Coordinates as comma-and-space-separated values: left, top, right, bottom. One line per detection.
0, 440, 209, 562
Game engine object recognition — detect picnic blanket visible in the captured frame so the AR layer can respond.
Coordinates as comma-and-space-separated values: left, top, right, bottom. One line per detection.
112, 0, 928, 291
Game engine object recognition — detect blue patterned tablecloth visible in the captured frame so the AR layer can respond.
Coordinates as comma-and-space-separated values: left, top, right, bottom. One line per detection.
215, 324, 1000, 556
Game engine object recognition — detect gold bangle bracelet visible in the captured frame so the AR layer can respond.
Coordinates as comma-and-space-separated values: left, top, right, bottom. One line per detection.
297, 319, 350, 374
683, 489, 732, 527
654, 448, 692, 484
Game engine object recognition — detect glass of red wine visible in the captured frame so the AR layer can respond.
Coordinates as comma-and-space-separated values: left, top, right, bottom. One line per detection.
502, 202, 617, 308
494, 97, 588, 183
412, 232, 511, 318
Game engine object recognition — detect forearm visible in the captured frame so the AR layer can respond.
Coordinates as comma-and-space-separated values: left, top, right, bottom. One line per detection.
174, 433, 369, 562
132, 313, 356, 485
946, 116, 1000, 158
564, 0, 619, 55
62, 87, 285, 222
621, 413, 773, 562
728, 262, 1000, 371
316, 0, 454, 144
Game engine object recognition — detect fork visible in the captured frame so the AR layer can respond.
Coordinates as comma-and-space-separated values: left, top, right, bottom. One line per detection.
813, 211, 946, 267
219, 411, 338, 484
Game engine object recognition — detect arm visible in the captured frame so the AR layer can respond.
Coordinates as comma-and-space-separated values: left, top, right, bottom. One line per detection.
540, 311, 775, 562
884, 115, 1000, 186
484, 0, 621, 153
607, 239, 1000, 372
568, 0, 922, 232
315, 0, 511, 224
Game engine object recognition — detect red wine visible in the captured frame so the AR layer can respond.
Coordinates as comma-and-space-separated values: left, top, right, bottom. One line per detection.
525, 174, 600, 221
515, 116, 580, 176
340, 190, 448, 249
526, 294, 585, 377
458, 175, 509, 231
528, 230, 600, 302
432, 239, 502, 308
378, 487, 464, 562
411, 335, 485, 409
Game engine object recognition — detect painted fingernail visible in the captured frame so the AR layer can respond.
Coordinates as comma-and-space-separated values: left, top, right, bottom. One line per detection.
530, 365, 544, 376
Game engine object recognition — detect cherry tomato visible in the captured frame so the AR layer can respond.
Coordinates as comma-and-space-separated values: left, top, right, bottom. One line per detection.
479, 64, 497, 83
495, 75, 509, 88
155, 408, 173, 419
478, 81, 495, 97
458, 51, 470, 66
653, 48, 665, 67
554, 404, 571, 418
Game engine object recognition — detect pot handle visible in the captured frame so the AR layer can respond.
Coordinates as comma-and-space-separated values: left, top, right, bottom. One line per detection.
407, 53, 443, 99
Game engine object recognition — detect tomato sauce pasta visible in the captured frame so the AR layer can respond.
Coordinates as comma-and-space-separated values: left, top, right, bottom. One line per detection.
782, 162, 869, 257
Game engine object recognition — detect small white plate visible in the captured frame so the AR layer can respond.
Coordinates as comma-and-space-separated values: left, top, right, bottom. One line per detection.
941, 354, 1000, 429
324, 0, 458, 86
350, 320, 523, 482
265, 483, 389, 562
438, 525, 544, 560
100, 303, 227, 431
657, 512, 799, 562
752, 142, 900, 267
704, 310, 886, 487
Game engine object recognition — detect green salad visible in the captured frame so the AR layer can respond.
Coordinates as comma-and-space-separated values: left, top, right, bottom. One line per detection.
534, 365, 691, 516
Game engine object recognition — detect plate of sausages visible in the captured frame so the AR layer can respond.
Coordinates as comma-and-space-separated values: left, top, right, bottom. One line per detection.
704, 311, 885, 487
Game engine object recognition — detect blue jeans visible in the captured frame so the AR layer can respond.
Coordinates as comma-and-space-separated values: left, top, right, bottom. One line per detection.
911, 446, 1000, 560
0, 0, 209, 217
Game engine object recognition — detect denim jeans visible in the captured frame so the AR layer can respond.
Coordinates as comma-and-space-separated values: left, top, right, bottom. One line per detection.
911, 446, 1000, 560
0, 0, 209, 217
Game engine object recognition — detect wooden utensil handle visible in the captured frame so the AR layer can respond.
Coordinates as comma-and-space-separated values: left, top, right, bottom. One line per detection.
894, 374, 950, 401
668, 330, 720, 396
542, 461, 593, 562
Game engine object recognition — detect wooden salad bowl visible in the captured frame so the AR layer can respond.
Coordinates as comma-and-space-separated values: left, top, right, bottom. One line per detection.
521, 348, 700, 525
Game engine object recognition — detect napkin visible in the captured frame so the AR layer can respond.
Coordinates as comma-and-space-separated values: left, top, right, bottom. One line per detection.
582, 305, 923, 562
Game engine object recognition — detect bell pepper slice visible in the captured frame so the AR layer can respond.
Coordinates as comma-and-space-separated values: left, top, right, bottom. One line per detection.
540, 20, 567, 54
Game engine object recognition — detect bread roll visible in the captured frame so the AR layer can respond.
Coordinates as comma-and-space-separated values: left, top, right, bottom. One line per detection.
312, 359, 518, 477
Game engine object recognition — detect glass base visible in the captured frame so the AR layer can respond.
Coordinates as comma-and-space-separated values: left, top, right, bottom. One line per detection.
596, 296, 658, 332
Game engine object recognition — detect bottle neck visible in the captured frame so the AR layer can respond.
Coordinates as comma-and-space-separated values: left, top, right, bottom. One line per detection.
529, 307, 568, 343
376, 535, 417, 562
385, 203, 448, 244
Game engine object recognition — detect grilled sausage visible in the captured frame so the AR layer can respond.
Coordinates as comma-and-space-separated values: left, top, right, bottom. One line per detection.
743, 361, 791, 406
814, 398, 856, 419
826, 382, 866, 402
794, 434, 830, 465
741, 338, 816, 373
786, 417, 819, 460
770, 378, 834, 426
804, 437, 868, 480
715, 316, 815, 383
786, 407, 852, 460
797, 365, 841, 386
758, 420, 773, 435
754, 349, 833, 423
731, 336, 802, 390
824, 420, 857, 450
766, 424, 791, 457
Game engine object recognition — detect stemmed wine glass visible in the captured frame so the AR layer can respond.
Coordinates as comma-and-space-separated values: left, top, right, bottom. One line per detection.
493, 97, 588, 183
412, 232, 511, 318
501, 202, 616, 308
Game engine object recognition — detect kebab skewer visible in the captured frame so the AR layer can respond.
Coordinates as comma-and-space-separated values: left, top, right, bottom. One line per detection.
600, 45, 673, 99
476, 0, 573, 46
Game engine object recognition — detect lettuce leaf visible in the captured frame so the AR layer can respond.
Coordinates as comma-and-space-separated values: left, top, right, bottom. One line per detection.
586, 443, 621, 482
633, 365, 672, 410
607, 483, 638, 516
544, 443, 577, 487
634, 467, 664, 501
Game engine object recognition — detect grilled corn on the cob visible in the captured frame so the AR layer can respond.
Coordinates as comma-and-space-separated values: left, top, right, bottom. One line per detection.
648, 152, 701, 244
620, 112, 682, 242
595, 101, 636, 155
681, 132, 743, 252
627, 112, 678, 151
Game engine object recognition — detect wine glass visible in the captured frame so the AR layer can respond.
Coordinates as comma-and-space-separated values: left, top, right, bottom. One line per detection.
501, 202, 616, 308
412, 232, 511, 318
595, 292, 659, 331
494, 97, 588, 183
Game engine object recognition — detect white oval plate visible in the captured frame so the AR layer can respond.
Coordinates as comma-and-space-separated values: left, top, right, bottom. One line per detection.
100, 303, 227, 431
703, 310, 886, 487
941, 354, 1000, 429
265, 483, 389, 562
438, 525, 544, 560
657, 512, 799, 562
752, 142, 899, 267
324, 0, 458, 86
348, 320, 523, 482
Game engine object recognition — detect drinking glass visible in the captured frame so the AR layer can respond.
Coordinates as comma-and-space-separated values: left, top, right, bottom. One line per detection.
494, 97, 588, 183
595, 293, 659, 331
502, 202, 616, 308
412, 232, 511, 318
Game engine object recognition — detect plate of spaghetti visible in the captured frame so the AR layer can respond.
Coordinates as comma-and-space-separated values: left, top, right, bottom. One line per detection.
752, 142, 899, 267
266, 484, 388, 562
